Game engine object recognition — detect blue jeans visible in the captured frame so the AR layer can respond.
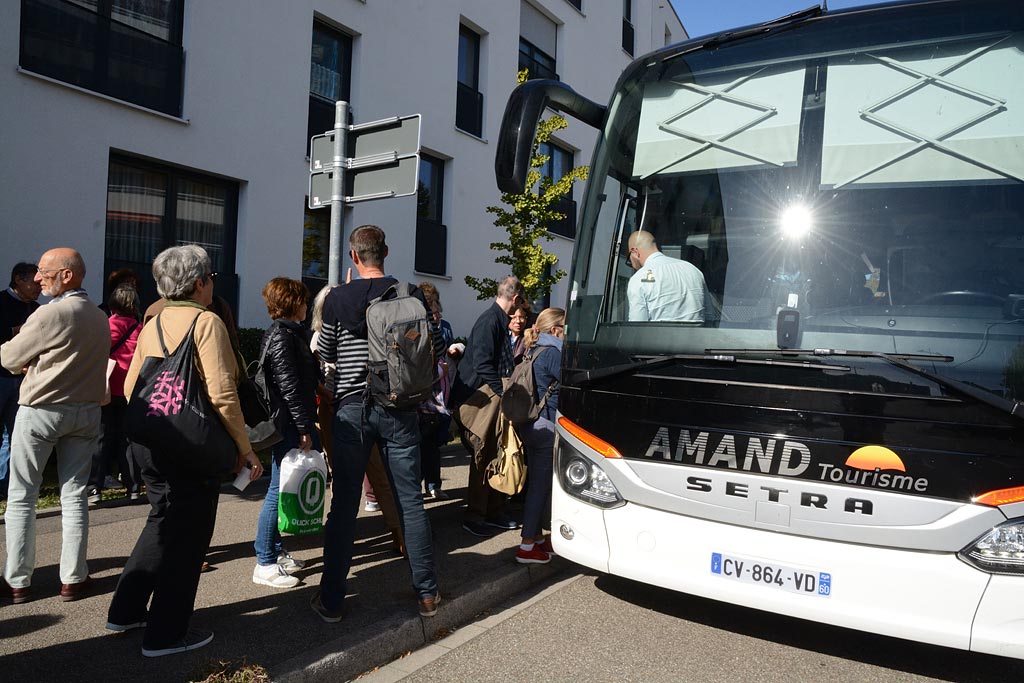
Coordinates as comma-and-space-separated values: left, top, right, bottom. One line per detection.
254, 422, 320, 566
520, 417, 555, 539
321, 401, 437, 610
0, 375, 22, 495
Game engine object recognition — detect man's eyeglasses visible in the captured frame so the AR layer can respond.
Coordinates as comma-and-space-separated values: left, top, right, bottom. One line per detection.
35, 267, 67, 278
207, 272, 219, 283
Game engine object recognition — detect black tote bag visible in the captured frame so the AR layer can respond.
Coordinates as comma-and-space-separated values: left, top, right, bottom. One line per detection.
124, 312, 237, 478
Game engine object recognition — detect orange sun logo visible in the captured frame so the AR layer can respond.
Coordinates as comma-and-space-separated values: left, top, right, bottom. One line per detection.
845, 445, 905, 472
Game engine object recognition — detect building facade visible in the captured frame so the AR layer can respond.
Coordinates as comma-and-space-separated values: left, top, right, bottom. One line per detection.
1, 0, 684, 335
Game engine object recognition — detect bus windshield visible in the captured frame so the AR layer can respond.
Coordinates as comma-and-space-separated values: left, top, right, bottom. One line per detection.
571, 3, 1024, 400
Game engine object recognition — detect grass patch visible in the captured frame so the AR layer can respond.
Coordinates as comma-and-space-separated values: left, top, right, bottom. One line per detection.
191, 660, 271, 683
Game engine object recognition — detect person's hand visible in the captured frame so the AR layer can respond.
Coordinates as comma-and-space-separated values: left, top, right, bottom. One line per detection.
298, 433, 313, 452
241, 450, 263, 479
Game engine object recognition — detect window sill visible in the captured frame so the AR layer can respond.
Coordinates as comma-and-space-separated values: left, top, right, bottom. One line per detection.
18, 67, 190, 124
414, 271, 452, 281
454, 126, 488, 144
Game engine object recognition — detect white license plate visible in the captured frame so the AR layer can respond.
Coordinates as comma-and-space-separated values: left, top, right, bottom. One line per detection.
711, 552, 832, 597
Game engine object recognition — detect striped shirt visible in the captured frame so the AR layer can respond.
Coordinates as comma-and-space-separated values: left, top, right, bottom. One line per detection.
318, 277, 444, 407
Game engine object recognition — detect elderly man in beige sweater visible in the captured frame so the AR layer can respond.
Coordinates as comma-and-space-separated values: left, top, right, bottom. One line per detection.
0, 248, 109, 604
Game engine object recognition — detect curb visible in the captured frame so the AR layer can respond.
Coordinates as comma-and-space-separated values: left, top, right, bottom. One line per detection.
275, 560, 565, 682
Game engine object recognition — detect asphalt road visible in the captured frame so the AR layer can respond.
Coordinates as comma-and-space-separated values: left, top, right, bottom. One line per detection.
393, 571, 1024, 683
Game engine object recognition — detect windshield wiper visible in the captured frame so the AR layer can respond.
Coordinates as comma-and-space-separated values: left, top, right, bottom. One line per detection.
661, 5, 823, 60
707, 348, 1024, 420
568, 352, 849, 387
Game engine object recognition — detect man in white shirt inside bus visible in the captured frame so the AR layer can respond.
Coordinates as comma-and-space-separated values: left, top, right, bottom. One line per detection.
626, 230, 708, 322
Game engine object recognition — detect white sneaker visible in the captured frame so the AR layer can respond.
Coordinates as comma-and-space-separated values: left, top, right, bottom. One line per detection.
277, 552, 305, 572
252, 563, 300, 588
364, 500, 380, 512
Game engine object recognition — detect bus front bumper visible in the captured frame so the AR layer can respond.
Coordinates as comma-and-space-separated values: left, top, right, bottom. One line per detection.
551, 489, 1024, 659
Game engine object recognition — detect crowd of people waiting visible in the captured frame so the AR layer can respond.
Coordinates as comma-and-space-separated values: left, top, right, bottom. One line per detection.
0, 224, 564, 658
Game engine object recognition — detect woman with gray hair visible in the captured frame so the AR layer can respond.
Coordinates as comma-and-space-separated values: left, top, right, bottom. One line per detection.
106, 244, 262, 658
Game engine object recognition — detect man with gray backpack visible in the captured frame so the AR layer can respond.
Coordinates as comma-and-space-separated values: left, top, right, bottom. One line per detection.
314, 225, 446, 622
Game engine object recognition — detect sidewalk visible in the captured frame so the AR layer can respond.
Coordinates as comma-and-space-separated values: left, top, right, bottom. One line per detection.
0, 445, 570, 682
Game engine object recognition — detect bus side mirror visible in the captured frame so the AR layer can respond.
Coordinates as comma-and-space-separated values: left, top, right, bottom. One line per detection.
495, 80, 606, 195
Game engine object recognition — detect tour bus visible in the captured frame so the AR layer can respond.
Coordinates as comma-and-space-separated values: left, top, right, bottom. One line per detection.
495, 0, 1024, 658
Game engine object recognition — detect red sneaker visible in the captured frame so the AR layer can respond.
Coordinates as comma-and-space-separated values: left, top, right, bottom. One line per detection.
536, 537, 555, 555
515, 545, 551, 565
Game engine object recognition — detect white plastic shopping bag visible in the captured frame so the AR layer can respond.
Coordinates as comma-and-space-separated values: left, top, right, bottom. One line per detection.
278, 448, 329, 535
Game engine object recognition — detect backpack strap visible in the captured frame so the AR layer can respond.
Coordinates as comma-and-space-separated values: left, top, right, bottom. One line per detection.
110, 321, 139, 356
257, 322, 276, 367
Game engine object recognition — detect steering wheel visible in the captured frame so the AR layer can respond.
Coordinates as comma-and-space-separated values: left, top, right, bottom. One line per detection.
919, 290, 1006, 306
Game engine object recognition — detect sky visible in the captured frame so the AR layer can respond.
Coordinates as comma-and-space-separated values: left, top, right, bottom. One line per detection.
667, 0, 879, 39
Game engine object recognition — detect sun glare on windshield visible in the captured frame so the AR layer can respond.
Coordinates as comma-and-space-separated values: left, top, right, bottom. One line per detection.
780, 204, 813, 240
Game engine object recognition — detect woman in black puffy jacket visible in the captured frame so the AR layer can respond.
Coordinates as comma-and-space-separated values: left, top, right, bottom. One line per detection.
252, 277, 320, 589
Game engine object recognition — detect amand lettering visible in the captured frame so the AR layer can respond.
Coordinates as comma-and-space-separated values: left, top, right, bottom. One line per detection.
643, 428, 809, 477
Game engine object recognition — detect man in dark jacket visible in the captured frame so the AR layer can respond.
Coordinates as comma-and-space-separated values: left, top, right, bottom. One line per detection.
451, 275, 526, 536
0, 263, 41, 500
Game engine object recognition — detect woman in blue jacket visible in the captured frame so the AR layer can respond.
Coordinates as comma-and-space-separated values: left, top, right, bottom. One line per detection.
515, 307, 564, 564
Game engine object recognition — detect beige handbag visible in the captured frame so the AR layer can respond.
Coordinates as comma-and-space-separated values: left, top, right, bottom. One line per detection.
487, 416, 527, 495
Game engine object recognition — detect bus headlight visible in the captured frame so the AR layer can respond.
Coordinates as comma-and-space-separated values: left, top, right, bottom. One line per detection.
557, 446, 625, 509
959, 519, 1024, 574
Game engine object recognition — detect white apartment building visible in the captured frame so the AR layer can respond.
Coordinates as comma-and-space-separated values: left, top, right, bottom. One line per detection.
0, 0, 684, 335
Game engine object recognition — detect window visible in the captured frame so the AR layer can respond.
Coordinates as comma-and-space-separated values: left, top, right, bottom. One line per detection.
622, 0, 635, 55
308, 21, 352, 150
538, 141, 577, 239
19, 0, 185, 116
456, 25, 483, 136
520, 2, 558, 80
104, 156, 239, 311
415, 154, 447, 275
565, 0, 582, 10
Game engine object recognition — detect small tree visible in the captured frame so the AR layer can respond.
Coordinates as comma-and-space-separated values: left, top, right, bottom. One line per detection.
465, 71, 589, 301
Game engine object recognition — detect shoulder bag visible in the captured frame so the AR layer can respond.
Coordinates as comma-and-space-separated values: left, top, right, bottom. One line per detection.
124, 312, 237, 478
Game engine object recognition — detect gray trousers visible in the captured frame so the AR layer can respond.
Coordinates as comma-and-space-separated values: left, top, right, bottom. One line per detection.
4, 403, 100, 588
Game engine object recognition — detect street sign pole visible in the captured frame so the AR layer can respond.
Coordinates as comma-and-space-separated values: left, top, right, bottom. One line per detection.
328, 101, 348, 287
309, 106, 419, 283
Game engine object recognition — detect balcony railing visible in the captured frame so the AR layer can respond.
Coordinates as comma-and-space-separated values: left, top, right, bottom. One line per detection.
518, 52, 559, 81
548, 197, 577, 240
456, 82, 484, 137
622, 17, 635, 56
20, 0, 184, 117
415, 219, 448, 276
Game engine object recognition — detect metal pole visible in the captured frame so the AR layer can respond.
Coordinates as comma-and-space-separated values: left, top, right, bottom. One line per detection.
327, 100, 348, 286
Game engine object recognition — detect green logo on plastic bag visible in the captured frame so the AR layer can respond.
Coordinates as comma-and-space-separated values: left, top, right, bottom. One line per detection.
279, 469, 327, 535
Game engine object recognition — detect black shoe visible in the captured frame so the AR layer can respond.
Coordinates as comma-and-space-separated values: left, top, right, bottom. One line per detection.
424, 487, 449, 501
87, 487, 101, 506
484, 515, 519, 530
141, 628, 214, 657
462, 520, 498, 537
310, 590, 344, 623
